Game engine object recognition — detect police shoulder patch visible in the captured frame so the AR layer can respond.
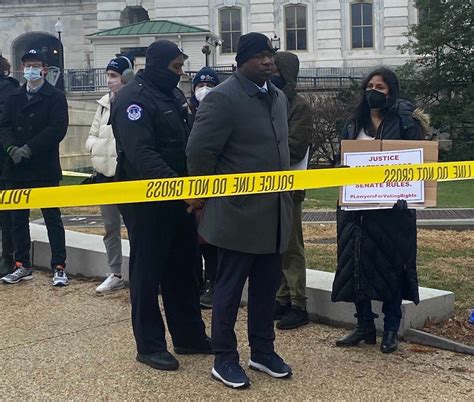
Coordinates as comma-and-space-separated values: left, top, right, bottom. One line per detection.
126, 104, 142, 121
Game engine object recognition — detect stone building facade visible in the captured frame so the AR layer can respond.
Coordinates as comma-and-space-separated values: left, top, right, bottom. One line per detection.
0, 0, 418, 71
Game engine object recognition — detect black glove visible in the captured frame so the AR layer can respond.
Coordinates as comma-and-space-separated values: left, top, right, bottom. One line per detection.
393, 199, 408, 211
8, 145, 32, 165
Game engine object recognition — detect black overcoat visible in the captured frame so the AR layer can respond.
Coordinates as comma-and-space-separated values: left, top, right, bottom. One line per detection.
0, 81, 68, 182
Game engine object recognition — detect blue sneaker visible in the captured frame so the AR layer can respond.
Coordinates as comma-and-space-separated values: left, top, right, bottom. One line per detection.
212, 362, 250, 389
249, 352, 292, 378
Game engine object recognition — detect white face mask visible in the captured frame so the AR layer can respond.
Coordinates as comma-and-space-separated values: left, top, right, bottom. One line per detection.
23, 66, 43, 82
195, 86, 213, 102
107, 77, 122, 93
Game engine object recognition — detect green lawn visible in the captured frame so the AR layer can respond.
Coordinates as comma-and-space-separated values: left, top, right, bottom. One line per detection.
303, 226, 474, 320
304, 180, 474, 209
61, 176, 86, 186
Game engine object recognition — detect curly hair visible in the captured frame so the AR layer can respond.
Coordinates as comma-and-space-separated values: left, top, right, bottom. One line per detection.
0, 55, 11, 77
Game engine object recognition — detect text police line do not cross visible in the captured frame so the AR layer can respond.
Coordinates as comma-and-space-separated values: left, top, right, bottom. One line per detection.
145, 174, 295, 199
0, 161, 472, 210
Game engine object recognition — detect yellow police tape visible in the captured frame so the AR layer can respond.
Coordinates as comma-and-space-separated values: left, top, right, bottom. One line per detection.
0, 161, 472, 210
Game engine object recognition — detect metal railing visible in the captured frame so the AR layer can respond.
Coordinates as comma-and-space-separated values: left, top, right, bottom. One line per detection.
297, 76, 362, 91
186, 70, 362, 91
11, 66, 364, 92
64, 68, 108, 92
299, 66, 375, 77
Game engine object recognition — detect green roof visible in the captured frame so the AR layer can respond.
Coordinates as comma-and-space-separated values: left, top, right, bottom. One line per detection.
89, 20, 210, 37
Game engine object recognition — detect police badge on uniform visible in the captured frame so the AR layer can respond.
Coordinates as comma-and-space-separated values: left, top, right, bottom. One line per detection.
127, 104, 142, 121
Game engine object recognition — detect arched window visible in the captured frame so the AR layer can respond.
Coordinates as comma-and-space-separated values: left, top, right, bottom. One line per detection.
120, 6, 150, 26
351, 2, 373, 49
220, 7, 242, 54
285, 4, 307, 51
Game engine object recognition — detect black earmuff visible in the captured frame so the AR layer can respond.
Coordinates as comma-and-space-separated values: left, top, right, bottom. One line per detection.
120, 56, 135, 83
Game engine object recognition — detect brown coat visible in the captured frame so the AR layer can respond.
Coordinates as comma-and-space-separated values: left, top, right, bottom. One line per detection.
275, 52, 313, 202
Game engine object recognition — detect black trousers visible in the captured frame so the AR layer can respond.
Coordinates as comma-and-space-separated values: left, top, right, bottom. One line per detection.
120, 201, 207, 355
0, 210, 13, 260
212, 247, 282, 365
7, 181, 66, 269
356, 289, 403, 332
0, 180, 13, 264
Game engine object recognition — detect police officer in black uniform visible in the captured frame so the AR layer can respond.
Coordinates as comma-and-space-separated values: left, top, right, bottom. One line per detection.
110, 40, 211, 371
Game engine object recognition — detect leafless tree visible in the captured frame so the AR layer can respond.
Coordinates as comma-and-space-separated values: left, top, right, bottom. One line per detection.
304, 93, 352, 166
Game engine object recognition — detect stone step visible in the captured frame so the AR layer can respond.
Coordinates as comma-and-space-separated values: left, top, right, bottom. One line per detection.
30, 224, 454, 336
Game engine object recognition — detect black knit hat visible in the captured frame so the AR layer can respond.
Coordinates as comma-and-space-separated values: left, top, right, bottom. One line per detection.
192, 67, 220, 88
106, 55, 134, 75
235, 32, 274, 66
21, 49, 47, 64
145, 40, 188, 70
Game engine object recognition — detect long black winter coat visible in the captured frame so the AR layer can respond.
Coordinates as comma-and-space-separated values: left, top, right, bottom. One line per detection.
0, 76, 19, 178
331, 99, 424, 304
0, 81, 68, 182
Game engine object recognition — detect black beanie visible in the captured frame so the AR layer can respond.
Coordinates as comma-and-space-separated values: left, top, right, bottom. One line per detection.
145, 40, 188, 70
192, 67, 220, 88
106, 56, 134, 75
235, 32, 274, 66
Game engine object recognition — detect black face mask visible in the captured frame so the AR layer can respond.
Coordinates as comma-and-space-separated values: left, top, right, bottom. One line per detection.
271, 75, 286, 90
365, 89, 387, 109
144, 68, 181, 95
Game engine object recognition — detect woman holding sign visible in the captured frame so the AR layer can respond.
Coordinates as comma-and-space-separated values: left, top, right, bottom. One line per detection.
331, 67, 428, 354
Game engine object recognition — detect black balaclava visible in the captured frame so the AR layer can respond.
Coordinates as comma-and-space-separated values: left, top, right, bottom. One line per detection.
143, 40, 188, 95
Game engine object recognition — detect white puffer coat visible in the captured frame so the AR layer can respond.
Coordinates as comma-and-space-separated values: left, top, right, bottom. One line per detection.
85, 93, 117, 177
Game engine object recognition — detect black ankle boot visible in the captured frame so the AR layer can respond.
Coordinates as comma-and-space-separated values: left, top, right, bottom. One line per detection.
380, 331, 398, 353
336, 320, 376, 347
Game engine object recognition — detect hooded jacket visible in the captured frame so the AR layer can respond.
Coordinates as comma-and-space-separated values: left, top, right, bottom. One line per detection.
274, 52, 312, 166
274, 52, 312, 202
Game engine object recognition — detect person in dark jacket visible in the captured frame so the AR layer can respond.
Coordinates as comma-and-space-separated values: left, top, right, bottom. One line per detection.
331, 67, 425, 354
272, 51, 312, 330
187, 32, 293, 389
0, 49, 69, 286
0, 56, 18, 275
188, 67, 220, 309
110, 40, 211, 371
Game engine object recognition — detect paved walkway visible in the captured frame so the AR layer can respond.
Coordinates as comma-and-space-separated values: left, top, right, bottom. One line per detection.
1, 272, 472, 400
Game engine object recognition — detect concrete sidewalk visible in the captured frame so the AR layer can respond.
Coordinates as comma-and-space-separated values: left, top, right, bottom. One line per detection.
1, 272, 472, 400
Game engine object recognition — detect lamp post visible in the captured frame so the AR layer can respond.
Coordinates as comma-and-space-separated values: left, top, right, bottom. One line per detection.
271, 34, 281, 51
202, 45, 211, 67
54, 17, 64, 90
54, 18, 63, 68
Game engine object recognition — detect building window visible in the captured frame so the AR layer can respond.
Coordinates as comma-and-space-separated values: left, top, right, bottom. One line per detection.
285, 5, 307, 51
120, 6, 150, 26
351, 2, 373, 49
220, 8, 242, 54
